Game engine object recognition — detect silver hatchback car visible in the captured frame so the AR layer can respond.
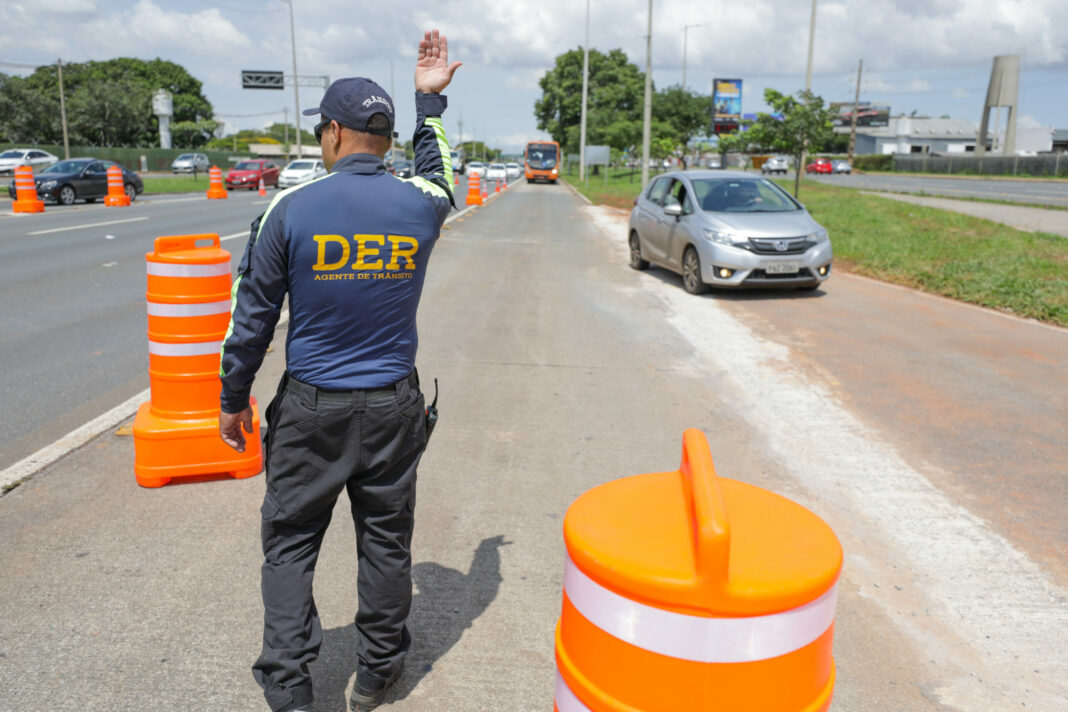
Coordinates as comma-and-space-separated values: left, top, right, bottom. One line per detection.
628, 170, 832, 293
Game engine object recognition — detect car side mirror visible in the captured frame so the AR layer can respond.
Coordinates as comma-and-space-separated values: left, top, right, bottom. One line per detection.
663, 203, 683, 217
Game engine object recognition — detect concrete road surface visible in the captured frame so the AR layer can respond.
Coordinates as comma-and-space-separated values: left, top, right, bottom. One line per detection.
861, 191, 1068, 237
0, 181, 1065, 711
805, 172, 1068, 208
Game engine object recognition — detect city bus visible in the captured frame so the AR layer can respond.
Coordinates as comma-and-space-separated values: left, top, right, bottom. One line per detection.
524, 140, 560, 183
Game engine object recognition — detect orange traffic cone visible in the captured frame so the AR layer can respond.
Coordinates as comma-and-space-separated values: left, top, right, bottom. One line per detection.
454, 171, 459, 187
480, 174, 488, 200
258, 177, 266, 196
11, 165, 44, 213
104, 165, 131, 207
465, 172, 482, 206
495, 179, 502, 194
206, 166, 227, 200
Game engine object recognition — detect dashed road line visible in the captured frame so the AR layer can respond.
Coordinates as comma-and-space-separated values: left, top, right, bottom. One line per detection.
27, 216, 149, 235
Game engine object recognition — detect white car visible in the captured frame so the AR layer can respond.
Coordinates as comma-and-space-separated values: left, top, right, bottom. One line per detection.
466, 161, 485, 177
171, 153, 210, 173
484, 163, 507, 181
505, 162, 521, 179
0, 148, 59, 176
277, 159, 327, 188
761, 156, 790, 175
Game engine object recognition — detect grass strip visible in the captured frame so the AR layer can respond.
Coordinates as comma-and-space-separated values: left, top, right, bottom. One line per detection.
565, 170, 1068, 327
141, 176, 218, 194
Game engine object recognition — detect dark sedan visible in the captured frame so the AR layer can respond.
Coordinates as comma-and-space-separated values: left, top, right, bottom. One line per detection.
7, 158, 143, 205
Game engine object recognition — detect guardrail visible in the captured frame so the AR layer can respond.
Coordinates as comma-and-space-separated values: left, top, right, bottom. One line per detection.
893, 153, 1067, 178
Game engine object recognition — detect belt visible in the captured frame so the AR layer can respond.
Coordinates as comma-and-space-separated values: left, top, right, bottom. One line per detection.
284, 370, 418, 405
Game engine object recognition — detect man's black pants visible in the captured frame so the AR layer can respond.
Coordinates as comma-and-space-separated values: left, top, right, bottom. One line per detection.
252, 371, 427, 712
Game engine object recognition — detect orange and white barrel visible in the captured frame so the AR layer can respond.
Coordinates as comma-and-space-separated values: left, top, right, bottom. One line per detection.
206, 166, 228, 199
12, 165, 44, 213
466, 171, 482, 206
104, 165, 130, 206
555, 429, 842, 711
133, 233, 260, 487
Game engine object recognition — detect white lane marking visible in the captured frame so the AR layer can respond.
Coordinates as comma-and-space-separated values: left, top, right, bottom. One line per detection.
27, 216, 149, 235
4, 175, 490, 493
587, 206, 1068, 710
146, 196, 210, 204
252, 199, 271, 205
102, 262, 117, 268
0, 308, 289, 496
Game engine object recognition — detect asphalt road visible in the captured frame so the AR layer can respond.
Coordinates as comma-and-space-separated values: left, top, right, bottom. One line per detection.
803, 171, 1068, 208
0, 189, 273, 472
0, 179, 1065, 711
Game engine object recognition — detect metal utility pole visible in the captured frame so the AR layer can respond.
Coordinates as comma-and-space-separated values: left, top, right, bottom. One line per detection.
56, 58, 70, 159
640, 0, 653, 187
458, 112, 464, 155
798, 0, 818, 193
805, 0, 818, 91
682, 23, 701, 89
283, 0, 301, 159
283, 106, 289, 158
579, 0, 590, 182
848, 58, 862, 166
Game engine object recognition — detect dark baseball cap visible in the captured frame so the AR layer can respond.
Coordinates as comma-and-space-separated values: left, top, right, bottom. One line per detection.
302, 77, 398, 138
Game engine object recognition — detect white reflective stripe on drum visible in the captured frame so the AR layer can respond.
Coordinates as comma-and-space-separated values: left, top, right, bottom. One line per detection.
148, 340, 223, 357
555, 672, 592, 712
147, 300, 231, 317
146, 262, 231, 278
564, 556, 837, 663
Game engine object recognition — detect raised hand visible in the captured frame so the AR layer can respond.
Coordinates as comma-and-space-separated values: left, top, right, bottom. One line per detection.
414, 29, 462, 94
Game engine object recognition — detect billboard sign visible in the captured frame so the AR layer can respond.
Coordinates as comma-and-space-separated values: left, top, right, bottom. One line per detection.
712, 78, 742, 134
830, 101, 890, 127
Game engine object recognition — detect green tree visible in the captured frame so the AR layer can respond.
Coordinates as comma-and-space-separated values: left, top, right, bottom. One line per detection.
535, 48, 645, 154
0, 58, 212, 147
170, 119, 220, 149
715, 131, 751, 167
653, 85, 709, 167
745, 88, 834, 197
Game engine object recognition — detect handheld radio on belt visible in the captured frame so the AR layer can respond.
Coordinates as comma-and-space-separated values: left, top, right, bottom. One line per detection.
425, 378, 439, 442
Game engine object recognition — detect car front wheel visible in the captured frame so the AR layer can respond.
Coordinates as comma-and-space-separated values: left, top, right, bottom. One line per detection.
124, 183, 137, 202
629, 232, 649, 270
681, 246, 709, 295
58, 185, 76, 205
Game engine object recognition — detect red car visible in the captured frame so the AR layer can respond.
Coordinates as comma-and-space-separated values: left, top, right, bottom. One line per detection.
225, 159, 281, 190
805, 158, 833, 174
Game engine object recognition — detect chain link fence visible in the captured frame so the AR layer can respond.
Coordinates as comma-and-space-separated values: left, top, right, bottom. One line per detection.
893, 153, 1068, 178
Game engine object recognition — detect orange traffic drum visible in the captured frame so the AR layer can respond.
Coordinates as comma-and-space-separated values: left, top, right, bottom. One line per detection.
555, 429, 842, 712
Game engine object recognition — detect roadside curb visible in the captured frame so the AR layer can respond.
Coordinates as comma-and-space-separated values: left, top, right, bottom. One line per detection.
560, 178, 593, 206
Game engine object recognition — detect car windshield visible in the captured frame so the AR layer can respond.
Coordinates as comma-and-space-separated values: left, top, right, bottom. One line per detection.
42, 160, 88, 174
0, 150, 25, 159
287, 161, 314, 170
690, 178, 800, 213
176, 154, 193, 160
234, 162, 261, 170
527, 144, 557, 169
490, 164, 504, 170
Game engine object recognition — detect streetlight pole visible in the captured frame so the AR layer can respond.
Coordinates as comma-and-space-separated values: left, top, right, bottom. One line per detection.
640, 0, 653, 188
805, 0, 818, 92
682, 23, 701, 90
579, 0, 590, 182
56, 58, 70, 160
283, 0, 301, 159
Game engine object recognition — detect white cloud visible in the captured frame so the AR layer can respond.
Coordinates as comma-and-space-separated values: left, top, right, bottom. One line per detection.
1016, 114, 1043, 129
951, 87, 970, 98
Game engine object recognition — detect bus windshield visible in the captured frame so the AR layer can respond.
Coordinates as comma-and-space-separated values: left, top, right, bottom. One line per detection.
526, 143, 557, 169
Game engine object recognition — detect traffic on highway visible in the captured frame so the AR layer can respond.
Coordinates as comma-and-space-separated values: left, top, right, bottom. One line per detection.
1, 4, 1066, 712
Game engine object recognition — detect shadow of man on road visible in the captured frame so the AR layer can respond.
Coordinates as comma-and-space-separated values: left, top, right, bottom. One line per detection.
314, 535, 510, 709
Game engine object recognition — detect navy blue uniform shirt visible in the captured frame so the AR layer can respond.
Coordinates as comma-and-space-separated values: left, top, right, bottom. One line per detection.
220, 92, 454, 413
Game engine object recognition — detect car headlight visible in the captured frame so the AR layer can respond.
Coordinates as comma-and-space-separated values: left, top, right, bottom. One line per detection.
39, 180, 57, 190
808, 229, 829, 243
703, 229, 748, 246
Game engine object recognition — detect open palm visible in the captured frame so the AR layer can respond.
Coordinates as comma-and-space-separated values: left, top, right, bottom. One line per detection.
414, 29, 462, 94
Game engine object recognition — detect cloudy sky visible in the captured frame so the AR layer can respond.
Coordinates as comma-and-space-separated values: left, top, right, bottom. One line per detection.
2, 0, 1066, 152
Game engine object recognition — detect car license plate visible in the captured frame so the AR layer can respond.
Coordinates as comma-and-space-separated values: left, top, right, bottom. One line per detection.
766, 262, 800, 274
